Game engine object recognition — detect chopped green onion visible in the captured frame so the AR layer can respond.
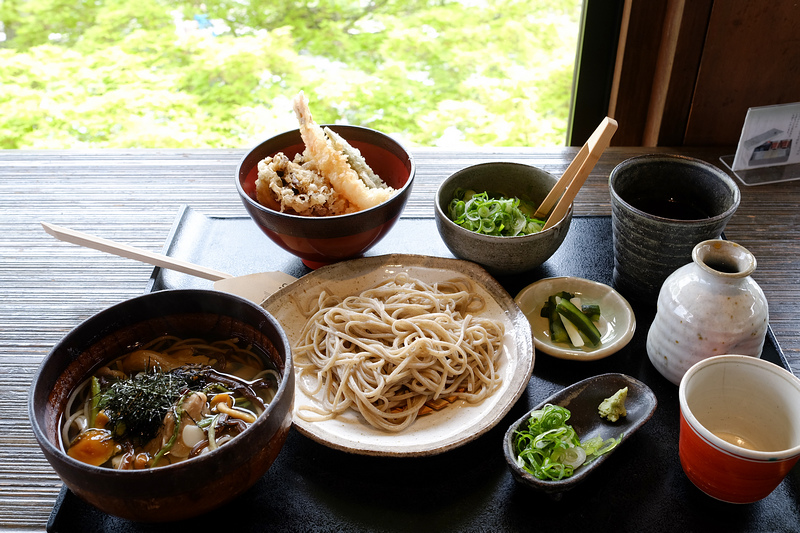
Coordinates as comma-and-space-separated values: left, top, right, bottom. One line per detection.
513, 404, 622, 481
447, 188, 544, 236
581, 434, 623, 462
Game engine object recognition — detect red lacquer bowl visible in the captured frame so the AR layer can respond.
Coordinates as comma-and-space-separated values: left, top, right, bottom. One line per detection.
236, 125, 415, 269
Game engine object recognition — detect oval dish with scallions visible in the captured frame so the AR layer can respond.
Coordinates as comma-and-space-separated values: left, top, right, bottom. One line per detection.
513, 404, 621, 481
503, 373, 657, 494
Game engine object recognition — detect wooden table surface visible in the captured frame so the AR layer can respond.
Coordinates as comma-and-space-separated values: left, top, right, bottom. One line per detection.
1, 146, 798, 530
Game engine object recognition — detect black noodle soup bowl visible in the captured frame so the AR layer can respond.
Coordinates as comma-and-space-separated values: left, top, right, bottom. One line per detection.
28, 289, 294, 522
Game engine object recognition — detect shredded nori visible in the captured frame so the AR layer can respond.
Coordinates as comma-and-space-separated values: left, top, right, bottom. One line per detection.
97, 370, 189, 443
169, 364, 216, 390
95, 363, 265, 445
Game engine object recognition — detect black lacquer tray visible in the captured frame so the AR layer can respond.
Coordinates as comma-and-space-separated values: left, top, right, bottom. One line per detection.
47, 206, 800, 533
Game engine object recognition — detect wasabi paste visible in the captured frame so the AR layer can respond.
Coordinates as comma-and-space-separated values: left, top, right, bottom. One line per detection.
599, 387, 628, 422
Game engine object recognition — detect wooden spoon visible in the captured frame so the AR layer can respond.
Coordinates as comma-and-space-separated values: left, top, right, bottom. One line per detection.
534, 117, 618, 230
41, 222, 297, 304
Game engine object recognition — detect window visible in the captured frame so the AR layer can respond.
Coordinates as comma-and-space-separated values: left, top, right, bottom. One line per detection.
0, 0, 583, 149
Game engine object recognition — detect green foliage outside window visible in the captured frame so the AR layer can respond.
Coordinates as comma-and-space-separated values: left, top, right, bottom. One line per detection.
0, 0, 581, 149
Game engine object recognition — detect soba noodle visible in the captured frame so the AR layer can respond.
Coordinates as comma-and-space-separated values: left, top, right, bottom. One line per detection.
293, 273, 505, 432
61, 336, 281, 469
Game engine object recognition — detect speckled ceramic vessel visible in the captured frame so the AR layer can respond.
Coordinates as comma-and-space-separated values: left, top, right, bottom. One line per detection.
646, 240, 769, 385
434, 162, 572, 275
609, 154, 740, 303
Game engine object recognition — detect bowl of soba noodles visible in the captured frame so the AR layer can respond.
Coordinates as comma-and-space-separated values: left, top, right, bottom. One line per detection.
236, 92, 415, 270
28, 289, 294, 522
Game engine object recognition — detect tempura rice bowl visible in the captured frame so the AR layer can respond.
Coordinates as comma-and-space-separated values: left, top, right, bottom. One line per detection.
28, 289, 294, 522
236, 125, 415, 269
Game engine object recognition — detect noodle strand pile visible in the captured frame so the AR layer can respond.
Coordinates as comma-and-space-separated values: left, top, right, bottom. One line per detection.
294, 273, 505, 432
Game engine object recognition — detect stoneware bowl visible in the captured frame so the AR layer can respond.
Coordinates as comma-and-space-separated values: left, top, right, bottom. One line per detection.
678, 355, 800, 503
609, 154, 740, 303
28, 289, 294, 522
236, 125, 415, 269
504, 373, 656, 496
434, 162, 573, 276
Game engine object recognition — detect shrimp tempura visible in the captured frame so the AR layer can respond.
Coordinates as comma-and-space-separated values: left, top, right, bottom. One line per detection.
292, 92, 395, 211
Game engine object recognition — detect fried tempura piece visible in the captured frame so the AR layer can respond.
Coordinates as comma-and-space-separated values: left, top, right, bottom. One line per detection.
255, 153, 353, 216
324, 127, 388, 190
292, 92, 395, 211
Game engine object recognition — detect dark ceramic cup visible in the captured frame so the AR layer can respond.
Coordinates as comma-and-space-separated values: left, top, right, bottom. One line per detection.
608, 154, 740, 303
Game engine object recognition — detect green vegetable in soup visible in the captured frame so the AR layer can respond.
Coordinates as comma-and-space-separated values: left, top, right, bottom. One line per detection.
513, 404, 622, 481
447, 188, 545, 236
89, 376, 102, 428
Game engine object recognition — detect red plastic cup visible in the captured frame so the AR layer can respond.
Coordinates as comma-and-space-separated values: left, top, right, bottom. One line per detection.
678, 355, 800, 503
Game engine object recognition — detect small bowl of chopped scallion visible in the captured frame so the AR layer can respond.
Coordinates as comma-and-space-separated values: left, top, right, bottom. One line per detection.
447, 188, 545, 237
435, 162, 572, 275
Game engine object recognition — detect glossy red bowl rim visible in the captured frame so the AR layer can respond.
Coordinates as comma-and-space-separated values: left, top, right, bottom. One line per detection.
235, 124, 415, 229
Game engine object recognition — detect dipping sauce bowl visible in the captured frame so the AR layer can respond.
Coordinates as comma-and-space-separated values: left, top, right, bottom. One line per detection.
678, 355, 800, 503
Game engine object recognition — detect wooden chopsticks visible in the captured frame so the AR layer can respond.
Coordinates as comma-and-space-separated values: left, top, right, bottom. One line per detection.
534, 117, 618, 230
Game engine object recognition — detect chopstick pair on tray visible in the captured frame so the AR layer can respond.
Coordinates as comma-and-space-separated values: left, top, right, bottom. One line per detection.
534, 117, 618, 229
40, 222, 297, 305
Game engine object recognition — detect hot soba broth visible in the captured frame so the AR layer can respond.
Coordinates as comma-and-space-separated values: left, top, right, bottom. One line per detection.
61, 335, 281, 469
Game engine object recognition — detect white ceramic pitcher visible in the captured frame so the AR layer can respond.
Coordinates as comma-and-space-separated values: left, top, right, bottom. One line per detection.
646, 239, 769, 385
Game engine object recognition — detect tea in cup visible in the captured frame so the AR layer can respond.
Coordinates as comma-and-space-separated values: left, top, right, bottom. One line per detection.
678, 355, 800, 503
608, 154, 740, 302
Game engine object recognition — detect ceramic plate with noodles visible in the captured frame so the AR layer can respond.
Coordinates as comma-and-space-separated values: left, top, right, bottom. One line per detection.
262, 254, 534, 456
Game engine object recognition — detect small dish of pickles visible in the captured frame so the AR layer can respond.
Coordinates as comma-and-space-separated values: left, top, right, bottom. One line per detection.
514, 276, 635, 361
